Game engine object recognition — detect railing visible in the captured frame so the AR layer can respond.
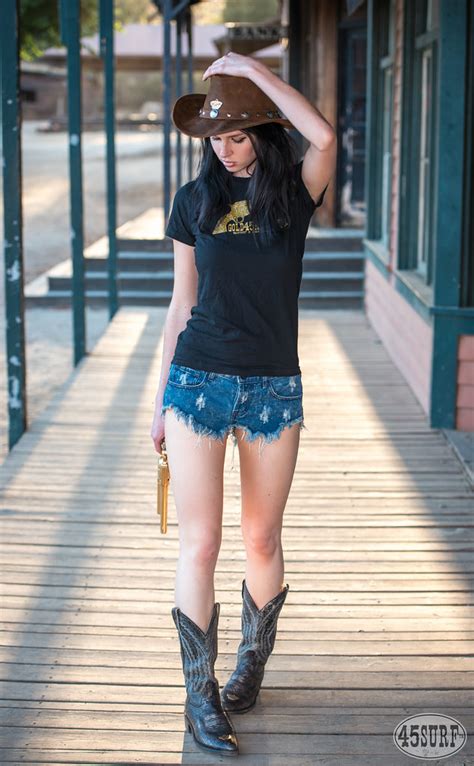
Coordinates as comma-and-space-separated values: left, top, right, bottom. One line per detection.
1, 0, 197, 450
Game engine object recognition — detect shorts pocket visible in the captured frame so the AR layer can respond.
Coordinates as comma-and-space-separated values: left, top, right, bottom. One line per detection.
168, 363, 208, 389
268, 374, 302, 400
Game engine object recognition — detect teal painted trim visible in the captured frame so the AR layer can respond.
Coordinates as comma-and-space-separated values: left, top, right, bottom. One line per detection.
363, 238, 390, 275
364, 240, 434, 324
397, 0, 416, 269
431, 307, 474, 318
365, 0, 387, 241
430, 0, 469, 429
365, 0, 376, 238
170, 0, 191, 19
1, 0, 27, 451
392, 272, 432, 324
426, 37, 439, 289
58, 0, 68, 45
62, 0, 86, 366
430, 313, 474, 429
461, 0, 473, 307
433, 0, 467, 307
100, 0, 118, 320
398, 3, 439, 279
431, 315, 457, 428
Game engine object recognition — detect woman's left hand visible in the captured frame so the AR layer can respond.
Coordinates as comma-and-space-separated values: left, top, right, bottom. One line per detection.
202, 52, 266, 81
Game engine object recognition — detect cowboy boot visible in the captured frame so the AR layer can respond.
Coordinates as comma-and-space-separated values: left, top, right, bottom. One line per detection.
221, 579, 289, 714
171, 602, 239, 757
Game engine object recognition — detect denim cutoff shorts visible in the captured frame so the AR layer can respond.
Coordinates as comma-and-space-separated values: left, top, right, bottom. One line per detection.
161, 362, 305, 458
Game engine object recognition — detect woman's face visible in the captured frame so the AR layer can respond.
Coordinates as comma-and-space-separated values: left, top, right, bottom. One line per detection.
210, 130, 257, 176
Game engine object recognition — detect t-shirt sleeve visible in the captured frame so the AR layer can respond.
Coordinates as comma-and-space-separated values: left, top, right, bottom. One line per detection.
294, 160, 329, 212
165, 183, 196, 246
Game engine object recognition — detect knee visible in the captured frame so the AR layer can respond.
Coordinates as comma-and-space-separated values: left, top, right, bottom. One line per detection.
182, 535, 221, 569
243, 527, 281, 559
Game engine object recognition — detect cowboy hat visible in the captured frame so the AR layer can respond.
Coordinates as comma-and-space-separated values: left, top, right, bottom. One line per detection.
172, 74, 294, 138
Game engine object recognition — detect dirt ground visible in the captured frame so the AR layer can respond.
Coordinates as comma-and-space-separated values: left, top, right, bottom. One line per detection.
1, 121, 169, 459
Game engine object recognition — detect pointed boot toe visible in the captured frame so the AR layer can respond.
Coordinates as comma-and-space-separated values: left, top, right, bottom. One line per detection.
172, 604, 239, 756
185, 679, 239, 756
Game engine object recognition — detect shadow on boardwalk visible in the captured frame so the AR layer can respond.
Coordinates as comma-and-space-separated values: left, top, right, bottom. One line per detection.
1, 307, 473, 765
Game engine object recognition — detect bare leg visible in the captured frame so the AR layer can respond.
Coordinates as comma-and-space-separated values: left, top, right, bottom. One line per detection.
164, 408, 228, 632
236, 422, 301, 608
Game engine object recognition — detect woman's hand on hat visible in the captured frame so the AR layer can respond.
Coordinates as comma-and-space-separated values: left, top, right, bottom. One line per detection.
202, 52, 264, 81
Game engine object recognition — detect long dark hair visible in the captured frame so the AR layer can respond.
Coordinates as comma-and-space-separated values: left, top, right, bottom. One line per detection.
191, 123, 299, 245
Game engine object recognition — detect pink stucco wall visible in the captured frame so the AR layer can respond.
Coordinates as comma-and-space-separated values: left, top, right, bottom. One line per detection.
457, 336, 474, 430
365, 262, 433, 414
364, 0, 433, 418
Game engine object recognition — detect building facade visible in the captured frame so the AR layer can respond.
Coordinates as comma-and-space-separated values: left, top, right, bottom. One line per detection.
364, 0, 473, 431
286, 0, 473, 432
282, 0, 368, 229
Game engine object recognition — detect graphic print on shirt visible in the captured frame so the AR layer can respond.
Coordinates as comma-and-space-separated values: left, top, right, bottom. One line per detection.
212, 200, 260, 235
164, 161, 325, 376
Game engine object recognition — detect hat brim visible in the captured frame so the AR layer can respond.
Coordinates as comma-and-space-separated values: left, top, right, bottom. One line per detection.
172, 94, 294, 138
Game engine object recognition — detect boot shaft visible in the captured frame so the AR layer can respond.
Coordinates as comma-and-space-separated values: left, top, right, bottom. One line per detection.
220, 580, 290, 714
172, 603, 240, 754
238, 580, 289, 664
172, 602, 220, 696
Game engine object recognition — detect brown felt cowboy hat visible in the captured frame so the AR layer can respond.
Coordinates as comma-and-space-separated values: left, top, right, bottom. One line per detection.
172, 74, 294, 138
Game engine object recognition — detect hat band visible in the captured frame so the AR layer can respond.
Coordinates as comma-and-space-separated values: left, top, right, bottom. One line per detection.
199, 107, 285, 120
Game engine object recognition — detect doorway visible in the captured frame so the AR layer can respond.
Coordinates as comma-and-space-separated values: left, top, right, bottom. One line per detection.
337, 18, 367, 227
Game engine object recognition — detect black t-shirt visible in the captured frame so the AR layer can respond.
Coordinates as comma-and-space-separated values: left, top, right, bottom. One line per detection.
165, 161, 327, 376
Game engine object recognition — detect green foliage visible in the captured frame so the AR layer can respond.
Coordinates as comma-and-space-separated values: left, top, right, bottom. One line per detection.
19, 0, 97, 61
19, 0, 279, 61
19, 0, 155, 61
193, 0, 279, 25
222, 0, 278, 23
114, 0, 157, 26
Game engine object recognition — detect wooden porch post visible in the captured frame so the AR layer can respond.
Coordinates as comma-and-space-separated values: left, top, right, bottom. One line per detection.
1, 0, 27, 450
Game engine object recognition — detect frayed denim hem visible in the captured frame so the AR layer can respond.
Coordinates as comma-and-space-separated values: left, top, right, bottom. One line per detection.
162, 403, 306, 464
232, 416, 306, 460
161, 404, 230, 448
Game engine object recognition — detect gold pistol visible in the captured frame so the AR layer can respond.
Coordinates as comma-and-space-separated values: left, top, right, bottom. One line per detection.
157, 440, 170, 534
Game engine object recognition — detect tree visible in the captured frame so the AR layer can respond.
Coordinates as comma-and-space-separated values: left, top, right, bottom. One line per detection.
19, 0, 156, 61
20, 0, 96, 61
192, 0, 279, 25
19, 0, 280, 61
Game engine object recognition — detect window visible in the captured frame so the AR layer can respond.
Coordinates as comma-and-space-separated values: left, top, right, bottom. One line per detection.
366, 0, 395, 252
398, 0, 439, 284
416, 45, 434, 276
380, 0, 395, 249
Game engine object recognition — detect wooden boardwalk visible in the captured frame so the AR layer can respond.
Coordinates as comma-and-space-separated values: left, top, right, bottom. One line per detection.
1, 307, 473, 765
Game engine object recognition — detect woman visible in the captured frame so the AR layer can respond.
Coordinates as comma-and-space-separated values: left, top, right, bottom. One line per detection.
151, 52, 337, 757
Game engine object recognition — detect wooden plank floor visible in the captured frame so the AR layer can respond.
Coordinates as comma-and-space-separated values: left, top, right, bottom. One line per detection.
1, 307, 473, 765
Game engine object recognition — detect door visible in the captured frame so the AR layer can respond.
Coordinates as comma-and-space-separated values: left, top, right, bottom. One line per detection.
337, 20, 367, 227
